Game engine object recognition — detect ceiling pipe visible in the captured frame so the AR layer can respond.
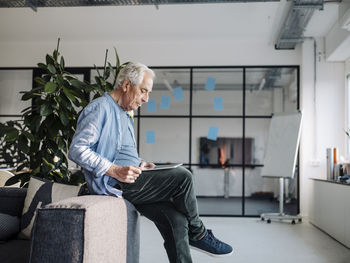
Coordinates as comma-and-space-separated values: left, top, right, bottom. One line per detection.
275, 0, 324, 50
0, 0, 280, 9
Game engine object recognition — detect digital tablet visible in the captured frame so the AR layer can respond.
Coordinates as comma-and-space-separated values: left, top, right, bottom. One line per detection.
142, 163, 183, 171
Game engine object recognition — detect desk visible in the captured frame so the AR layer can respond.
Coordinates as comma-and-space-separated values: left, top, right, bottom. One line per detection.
309, 179, 350, 248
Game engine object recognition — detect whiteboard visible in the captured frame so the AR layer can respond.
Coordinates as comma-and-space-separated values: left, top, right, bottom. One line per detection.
261, 112, 302, 179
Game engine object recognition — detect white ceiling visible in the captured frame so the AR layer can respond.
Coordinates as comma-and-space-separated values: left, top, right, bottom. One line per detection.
0, 1, 340, 45
304, 2, 339, 37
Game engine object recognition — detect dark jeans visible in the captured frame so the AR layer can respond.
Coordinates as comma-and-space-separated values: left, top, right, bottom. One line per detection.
117, 166, 206, 263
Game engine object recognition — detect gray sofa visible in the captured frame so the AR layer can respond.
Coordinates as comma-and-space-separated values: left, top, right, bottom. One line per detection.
0, 187, 140, 263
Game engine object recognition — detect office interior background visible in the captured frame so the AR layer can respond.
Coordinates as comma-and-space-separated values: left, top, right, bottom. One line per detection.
0, 0, 350, 262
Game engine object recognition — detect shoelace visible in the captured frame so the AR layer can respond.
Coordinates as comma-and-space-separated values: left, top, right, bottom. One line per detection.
206, 230, 221, 247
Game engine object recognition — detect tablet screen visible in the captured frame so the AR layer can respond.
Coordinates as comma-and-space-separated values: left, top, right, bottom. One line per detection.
142, 163, 183, 171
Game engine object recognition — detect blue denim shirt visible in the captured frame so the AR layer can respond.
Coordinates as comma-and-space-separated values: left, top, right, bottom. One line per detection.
68, 93, 140, 197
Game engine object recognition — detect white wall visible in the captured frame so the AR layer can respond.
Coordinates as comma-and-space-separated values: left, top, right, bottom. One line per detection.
0, 40, 301, 68
300, 38, 345, 217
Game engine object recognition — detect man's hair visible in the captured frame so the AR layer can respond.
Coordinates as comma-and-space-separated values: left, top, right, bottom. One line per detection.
116, 62, 155, 88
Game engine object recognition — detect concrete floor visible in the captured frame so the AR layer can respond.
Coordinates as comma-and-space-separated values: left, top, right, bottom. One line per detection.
140, 216, 350, 263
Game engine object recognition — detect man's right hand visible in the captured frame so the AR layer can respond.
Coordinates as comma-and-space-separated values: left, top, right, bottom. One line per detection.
106, 164, 142, 183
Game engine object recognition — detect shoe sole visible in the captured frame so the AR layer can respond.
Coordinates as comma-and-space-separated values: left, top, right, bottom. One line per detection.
189, 245, 233, 257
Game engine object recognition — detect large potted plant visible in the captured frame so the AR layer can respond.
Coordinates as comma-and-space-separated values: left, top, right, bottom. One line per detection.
0, 40, 127, 187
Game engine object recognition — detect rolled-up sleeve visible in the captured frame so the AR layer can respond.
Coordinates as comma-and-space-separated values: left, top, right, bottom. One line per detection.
68, 102, 113, 178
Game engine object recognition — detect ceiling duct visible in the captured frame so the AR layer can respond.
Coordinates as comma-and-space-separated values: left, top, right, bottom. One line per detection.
0, 0, 279, 9
275, 0, 324, 50
257, 68, 282, 91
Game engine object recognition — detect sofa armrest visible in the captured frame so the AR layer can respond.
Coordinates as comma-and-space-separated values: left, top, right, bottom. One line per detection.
29, 195, 139, 263
0, 187, 27, 216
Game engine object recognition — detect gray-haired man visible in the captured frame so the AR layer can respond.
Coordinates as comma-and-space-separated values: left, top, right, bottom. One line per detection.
69, 62, 233, 263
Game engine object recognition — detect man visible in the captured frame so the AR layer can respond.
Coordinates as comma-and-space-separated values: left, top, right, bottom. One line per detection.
68, 62, 233, 263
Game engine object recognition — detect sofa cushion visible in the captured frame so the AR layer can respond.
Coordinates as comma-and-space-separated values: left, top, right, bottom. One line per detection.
30, 196, 140, 263
0, 239, 31, 263
19, 177, 82, 239
0, 213, 20, 241
0, 170, 21, 187
0, 187, 27, 217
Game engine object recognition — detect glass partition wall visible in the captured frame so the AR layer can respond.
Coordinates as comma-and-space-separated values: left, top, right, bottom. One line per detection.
137, 66, 299, 216
0, 69, 33, 167
0, 66, 299, 216
0, 69, 32, 123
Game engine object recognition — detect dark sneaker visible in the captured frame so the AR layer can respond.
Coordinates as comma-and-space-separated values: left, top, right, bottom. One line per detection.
189, 229, 233, 257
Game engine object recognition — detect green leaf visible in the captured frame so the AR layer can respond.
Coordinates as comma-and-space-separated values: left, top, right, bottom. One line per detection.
61, 94, 73, 111
18, 135, 29, 154
44, 116, 62, 138
40, 103, 53, 116
43, 157, 55, 170
16, 163, 28, 172
37, 63, 47, 70
53, 50, 58, 60
4, 175, 21, 186
72, 98, 81, 107
114, 47, 120, 68
26, 115, 42, 131
108, 62, 114, 82
21, 92, 37, 101
52, 170, 64, 179
24, 86, 43, 94
43, 74, 51, 82
69, 86, 85, 99
94, 65, 102, 78
4, 130, 19, 142
46, 54, 55, 66
94, 76, 102, 86
47, 64, 56, 74
60, 56, 65, 70
23, 131, 35, 141
32, 165, 40, 175
0, 124, 17, 135
105, 83, 114, 92
47, 139, 59, 153
44, 82, 57, 93
58, 138, 66, 150
94, 85, 104, 95
34, 77, 46, 87
59, 110, 69, 126
63, 87, 77, 103
56, 75, 64, 86
70, 79, 85, 89
79, 99, 88, 108
65, 76, 77, 81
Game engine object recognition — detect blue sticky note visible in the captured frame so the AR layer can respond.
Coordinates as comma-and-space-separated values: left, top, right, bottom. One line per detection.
160, 96, 171, 109
147, 99, 157, 113
213, 97, 223, 111
207, 126, 218, 141
146, 130, 155, 144
205, 77, 216, 91
173, 86, 184, 101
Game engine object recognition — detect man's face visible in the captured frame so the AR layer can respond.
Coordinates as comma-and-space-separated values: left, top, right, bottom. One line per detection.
122, 72, 153, 111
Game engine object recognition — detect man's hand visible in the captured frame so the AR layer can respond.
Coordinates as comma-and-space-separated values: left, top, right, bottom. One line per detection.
139, 161, 155, 170
106, 164, 142, 183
